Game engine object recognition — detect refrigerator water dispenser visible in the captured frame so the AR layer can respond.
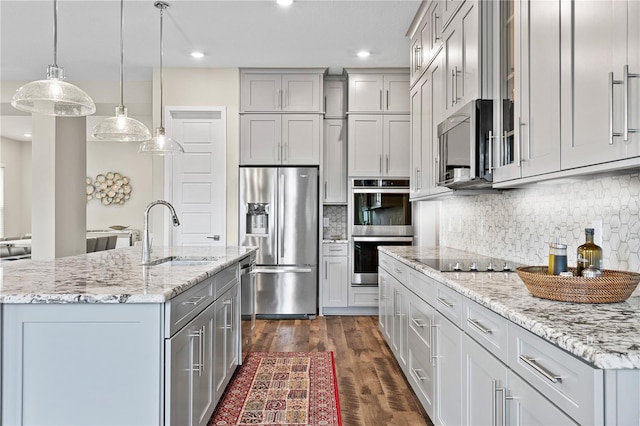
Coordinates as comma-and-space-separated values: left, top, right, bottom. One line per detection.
246, 203, 269, 235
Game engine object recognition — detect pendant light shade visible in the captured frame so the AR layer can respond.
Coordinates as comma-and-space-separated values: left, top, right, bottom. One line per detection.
139, 1, 184, 155
11, 1, 95, 117
93, 0, 151, 142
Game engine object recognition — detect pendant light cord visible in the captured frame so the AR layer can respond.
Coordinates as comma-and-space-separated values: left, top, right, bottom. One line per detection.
159, 5, 165, 129
52, 0, 58, 67
119, 0, 124, 108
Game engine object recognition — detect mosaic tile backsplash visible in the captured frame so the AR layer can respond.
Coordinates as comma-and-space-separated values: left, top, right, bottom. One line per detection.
438, 172, 640, 272
323, 205, 347, 239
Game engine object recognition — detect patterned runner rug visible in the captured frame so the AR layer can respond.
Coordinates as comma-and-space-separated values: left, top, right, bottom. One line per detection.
209, 351, 342, 426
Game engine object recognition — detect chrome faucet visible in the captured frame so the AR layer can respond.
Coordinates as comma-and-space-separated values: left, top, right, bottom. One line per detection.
142, 200, 180, 265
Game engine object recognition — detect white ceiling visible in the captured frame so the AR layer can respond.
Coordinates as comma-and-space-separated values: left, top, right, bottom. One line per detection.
1, 0, 420, 141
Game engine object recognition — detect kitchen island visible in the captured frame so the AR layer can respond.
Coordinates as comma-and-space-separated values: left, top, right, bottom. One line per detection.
0, 245, 257, 426
379, 246, 640, 426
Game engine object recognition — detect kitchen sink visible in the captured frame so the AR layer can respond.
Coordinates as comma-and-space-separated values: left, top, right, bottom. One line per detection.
143, 256, 220, 267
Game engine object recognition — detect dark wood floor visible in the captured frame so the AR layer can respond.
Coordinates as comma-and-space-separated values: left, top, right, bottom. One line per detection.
245, 316, 434, 426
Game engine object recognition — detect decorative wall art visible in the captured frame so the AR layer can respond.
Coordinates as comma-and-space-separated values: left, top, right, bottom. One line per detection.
86, 172, 132, 206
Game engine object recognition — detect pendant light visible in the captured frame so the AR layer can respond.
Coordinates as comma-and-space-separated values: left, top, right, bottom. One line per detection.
138, 1, 184, 155
92, 0, 152, 142
11, 0, 96, 117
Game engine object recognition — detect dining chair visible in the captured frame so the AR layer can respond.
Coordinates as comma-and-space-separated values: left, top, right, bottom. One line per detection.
94, 236, 109, 252
105, 235, 118, 250
86, 237, 98, 253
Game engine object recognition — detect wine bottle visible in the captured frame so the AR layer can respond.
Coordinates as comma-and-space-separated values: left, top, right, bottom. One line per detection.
577, 228, 603, 277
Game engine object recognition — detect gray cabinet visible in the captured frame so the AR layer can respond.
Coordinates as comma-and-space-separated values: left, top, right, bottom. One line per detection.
324, 78, 347, 118
241, 71, 323, 113
321, 243, 348, 308
323, 119, 347, 203
346, 71, 410, 113
433, 310, 463, 426
560, 0, 640, 169
348, 114, 410, 177
213, 283, 240, 404
240, 114, 320, 165
493, 0, 561, 183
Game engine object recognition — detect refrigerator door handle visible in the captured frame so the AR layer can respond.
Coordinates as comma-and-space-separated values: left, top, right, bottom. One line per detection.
253, 267, 313, 274
279, 172, 285, 260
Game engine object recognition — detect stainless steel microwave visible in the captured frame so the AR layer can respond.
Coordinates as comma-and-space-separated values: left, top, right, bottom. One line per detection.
437, 99, 493, 189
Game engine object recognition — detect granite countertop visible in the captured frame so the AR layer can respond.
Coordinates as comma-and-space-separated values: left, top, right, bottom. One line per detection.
380, 246, 640, 369
0, 246, 257, 304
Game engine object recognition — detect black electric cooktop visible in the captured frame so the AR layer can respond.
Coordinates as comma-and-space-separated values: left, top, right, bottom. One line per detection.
417, 257, 525, 273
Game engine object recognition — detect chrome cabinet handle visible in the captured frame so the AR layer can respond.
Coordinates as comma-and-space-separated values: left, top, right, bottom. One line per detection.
380, 89, 383, 110
379, 155, 383, 174
488, 130, 495, 172
386, 155, 390, 174
430, 322, 440, 362
411, 317, 427, 328
436, 297, 454, 309
434, 15, 441, 41
394, 267, 403, 275
415, 47, 422, 71
501, 131, 506, 167
517, 118, 525, 166
467, 318, 492, 334
609, 71, 624, 145
283, 88, 287, 109
624, 65, 640, 141
386, 90, 390, 110
519, 355, 562, 383
183, 295, 207, 306
492, 380, 498, 426
411, 367, 427, 381
451, 69, 456, 106
189, 326, 204, 376
323, 95, 326, 113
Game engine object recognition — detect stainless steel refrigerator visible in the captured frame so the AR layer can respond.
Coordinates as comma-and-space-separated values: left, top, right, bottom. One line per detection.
239, 167, 318, 316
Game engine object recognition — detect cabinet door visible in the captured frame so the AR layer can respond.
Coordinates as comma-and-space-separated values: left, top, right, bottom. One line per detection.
282, 74, 321, 112
411, 34, 424, 86
383, 115, 411, 177
193, 304, 215, 426
442, 0, 465, 30
324, 79, 346, 118
410, 83, 423, 196
213, 296, 229, 402
240, 114, 281, 165
282, 114, 320, 165
348, 74, 384, 112
444, 19, 463, 112
348, 115, 384, 176
225, 284, 240, 379
429, 50, 451, 196
323, 119, 347, 203
507, 372, 579, 425
434, 313, 463, 426
391, 283, 407, 371
560, 0, 628, 169
407, 292, 436, 417
626, 0, 640, 157
384, 74, 410, 113
241, 73, 281, 112
427, 1, 444, 60
167, 322, 193, 426
378, 269, 393, 343
322, 255, 348, 308
463, 335, 508, 426
460, 2, 479, 105
520, 0, 561, 178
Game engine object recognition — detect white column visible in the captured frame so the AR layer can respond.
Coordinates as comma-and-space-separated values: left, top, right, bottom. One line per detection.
31, 115, 87, 260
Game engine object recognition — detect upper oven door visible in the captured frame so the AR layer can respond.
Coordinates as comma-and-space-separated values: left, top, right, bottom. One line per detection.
351, 187, 413, 236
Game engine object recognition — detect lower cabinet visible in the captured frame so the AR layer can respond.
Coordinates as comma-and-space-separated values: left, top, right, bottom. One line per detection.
167, 282, 240, 426
378, 251, 611, 426
322, 243, 349, 308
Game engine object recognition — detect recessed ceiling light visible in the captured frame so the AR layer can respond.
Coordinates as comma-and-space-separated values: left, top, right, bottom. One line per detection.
277, 0, 293, 6
23, 133, 32, 138
190, 51, 205, 59
357, 51, 371, 58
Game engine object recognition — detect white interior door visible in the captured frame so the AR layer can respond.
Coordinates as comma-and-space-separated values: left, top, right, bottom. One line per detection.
165, 107, 226, 247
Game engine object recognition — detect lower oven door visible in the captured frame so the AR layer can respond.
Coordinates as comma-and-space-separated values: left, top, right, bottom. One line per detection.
352, 236, 413, 286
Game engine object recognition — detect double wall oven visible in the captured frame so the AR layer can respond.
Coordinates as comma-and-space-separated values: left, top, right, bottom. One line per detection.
349, 179, 413, 286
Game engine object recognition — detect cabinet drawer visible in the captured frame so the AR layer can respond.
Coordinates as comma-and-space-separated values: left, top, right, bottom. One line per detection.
462, 298, 509, 364
165, 277, 215, 337
434, 283, 463, 327
408, 293, 433, 347
408, 270, 437, 305
349, 287, 379, 306
214, 264, 238, 299
379, 252, 410, 284
508, 323, 603, 425
322, 243, 348, 256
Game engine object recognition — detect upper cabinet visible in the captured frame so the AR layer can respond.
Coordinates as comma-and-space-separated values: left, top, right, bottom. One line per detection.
240, 70, 324, 113
345, 70, 410, 113
559, 0, 640, 169
324, 78, 347, 118
493, 0, 561, 183
409, 1, 444, 87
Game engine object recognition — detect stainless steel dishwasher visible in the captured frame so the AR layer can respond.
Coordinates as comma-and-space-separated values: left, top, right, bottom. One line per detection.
240, 252, 256, 359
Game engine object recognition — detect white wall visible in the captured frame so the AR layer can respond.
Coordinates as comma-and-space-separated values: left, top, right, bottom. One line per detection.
152, 68, 240, 246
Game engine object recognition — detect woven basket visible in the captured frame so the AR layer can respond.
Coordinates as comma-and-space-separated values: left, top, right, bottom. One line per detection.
516, 266, 640, 304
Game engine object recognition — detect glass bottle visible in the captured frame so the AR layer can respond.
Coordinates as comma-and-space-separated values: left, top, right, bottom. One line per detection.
576, 228, 603, 277
548, 240, 568, 275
